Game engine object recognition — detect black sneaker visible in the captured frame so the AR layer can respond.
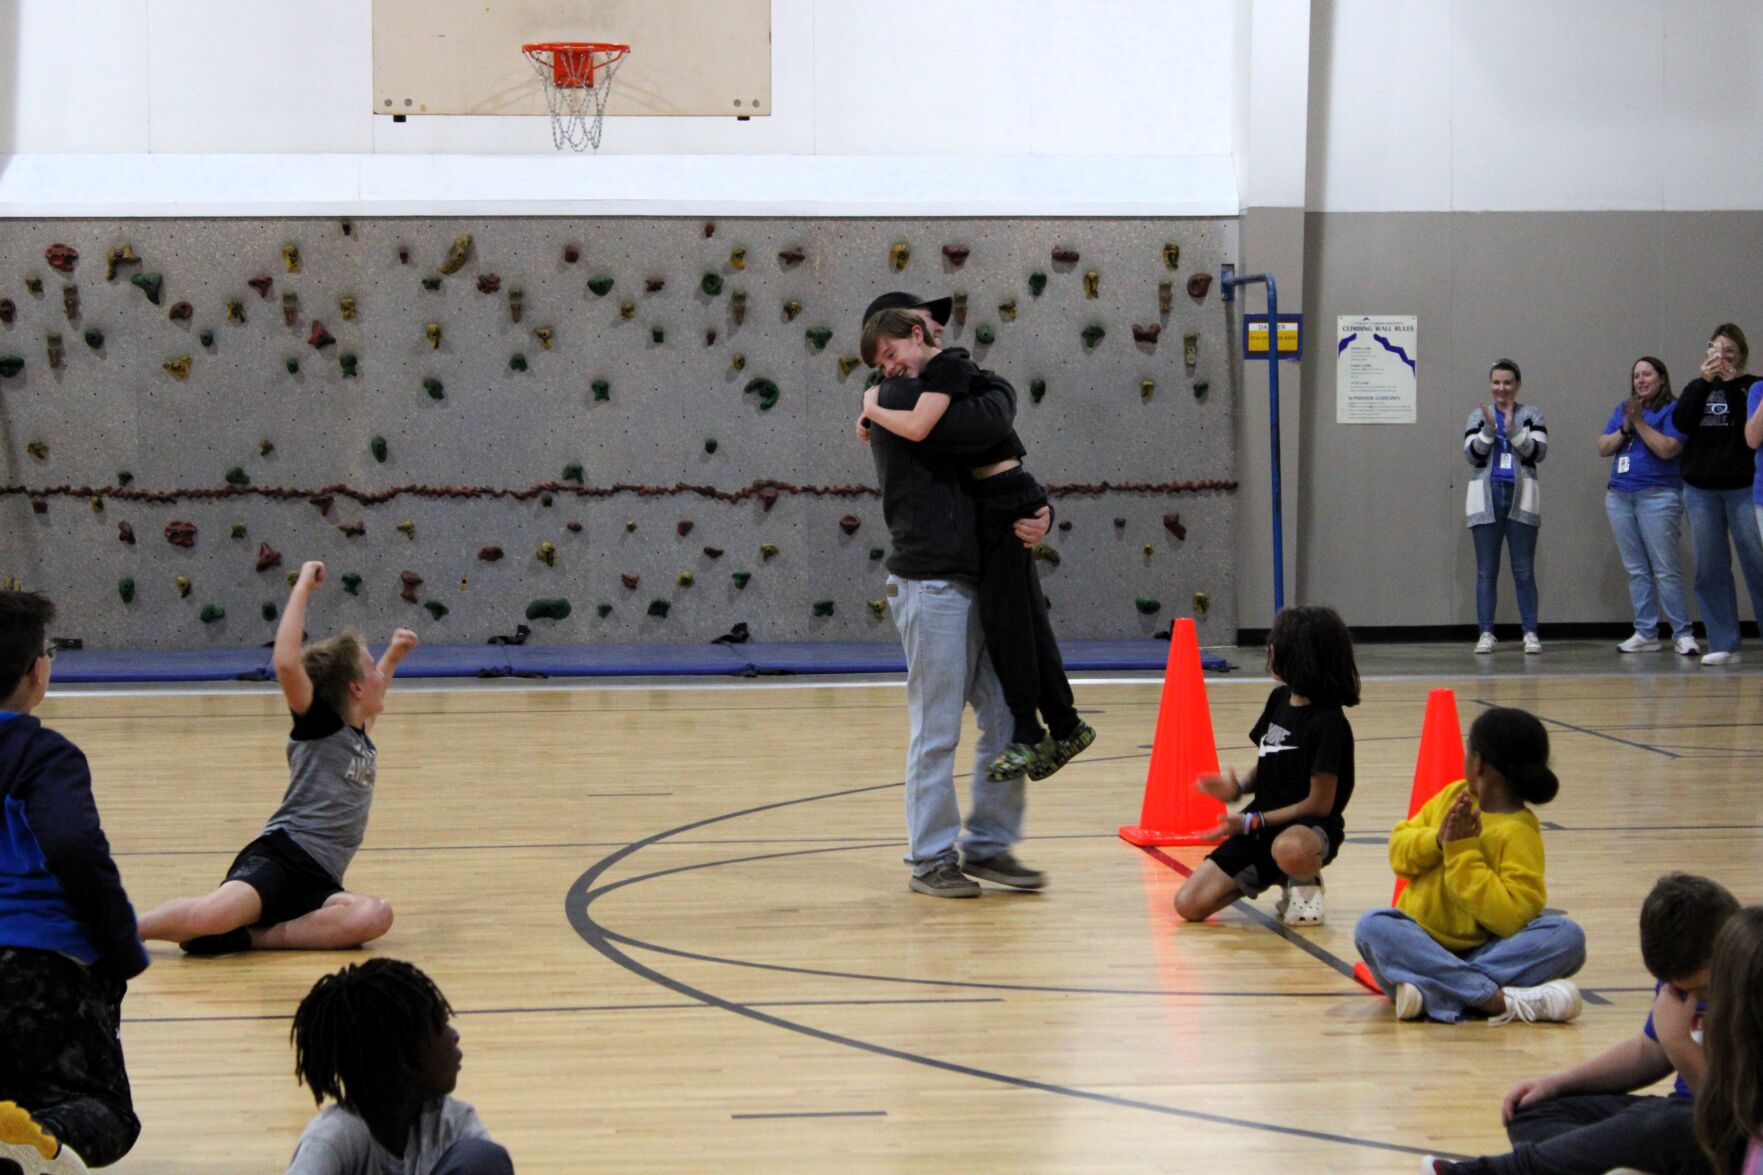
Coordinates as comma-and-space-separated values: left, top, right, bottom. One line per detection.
178, 926, 253, 956
909, 862, 981, 898
961, 852, 1047, 890
1027, 721, 1097, 781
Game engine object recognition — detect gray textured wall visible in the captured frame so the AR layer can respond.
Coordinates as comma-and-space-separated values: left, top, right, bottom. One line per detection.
0, 217, 1239, 649
1296, 210, 1763, 630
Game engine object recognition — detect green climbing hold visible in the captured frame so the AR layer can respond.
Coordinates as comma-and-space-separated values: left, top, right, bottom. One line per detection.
743, 377, 780, 411
1028, 272, 1047, 297
84, 329, 103, 350
974, 325, 996, 346
700, 272, 723, 296
646, 599, 670, 619
650, 326, 664, 344
509, 353, 528, 372
262, 602, 279, 622
423, 377, 444, 400
1193, 380, 1210, 398
370, 435, 388, 463
596, 603, 612, 618
805, 327, 832, 351
341, 573, 363, 596
421, 276, 442, 291
224, 467, 250, 486
1082, 324, 1106, 350
704, 439, 718, 454
339, 353, 358, 377
198, 329, 214, 347
562, 462, 584, 484
811, 599, 835, 617
1029, 378, 1047, 403
423, 601, 449, 620
592, 379, 610, 402
117, 577, 135, 604
117, 471, 133, 486
731, 571, 752, 589
868, 548, 885, 561
1134, 596, 1162, 615
131, 272, 163, 305
285, 357, 299, 374
0, 356, 22, 378
199, 604, 226, 623
525, 598, 573, 621
588, 275, 614, 296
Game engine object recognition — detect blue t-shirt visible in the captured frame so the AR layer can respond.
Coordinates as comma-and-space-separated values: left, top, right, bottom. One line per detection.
1490, 414, 1516, 484
1749, 381, 1763, 505
1642, 981, 1706, 1100
1604, 402, 1686, 492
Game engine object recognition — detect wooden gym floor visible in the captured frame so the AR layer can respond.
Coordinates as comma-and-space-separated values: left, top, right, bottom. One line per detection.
45, 645, 1763, 1173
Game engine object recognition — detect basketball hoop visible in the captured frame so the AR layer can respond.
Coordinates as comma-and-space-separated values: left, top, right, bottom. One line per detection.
521, 41, 630, 151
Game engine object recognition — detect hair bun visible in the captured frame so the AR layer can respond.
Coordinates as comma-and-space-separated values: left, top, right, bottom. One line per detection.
1515, 761, 1559, 805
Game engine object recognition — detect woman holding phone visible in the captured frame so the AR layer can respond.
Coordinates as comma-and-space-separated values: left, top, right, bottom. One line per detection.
1464, 360, 1547, 654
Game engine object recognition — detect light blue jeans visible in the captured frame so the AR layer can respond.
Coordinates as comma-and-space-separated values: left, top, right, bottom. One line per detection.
886, 575, 1024, 874
1353, 908, 1586, 1023
1683, 484, 1763, 653
1605, 487, 1692, 639
1471, 479, 1539, 634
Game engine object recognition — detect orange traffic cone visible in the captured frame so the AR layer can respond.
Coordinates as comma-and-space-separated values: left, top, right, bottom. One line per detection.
1119, 618, 1227, 846
1355, 687, 1464, 992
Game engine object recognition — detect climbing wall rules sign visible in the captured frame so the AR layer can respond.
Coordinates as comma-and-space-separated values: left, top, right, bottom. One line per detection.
1335, 315, 1418, 425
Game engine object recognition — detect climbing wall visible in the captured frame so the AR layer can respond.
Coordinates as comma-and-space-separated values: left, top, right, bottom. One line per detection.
0, 218, 1238, 649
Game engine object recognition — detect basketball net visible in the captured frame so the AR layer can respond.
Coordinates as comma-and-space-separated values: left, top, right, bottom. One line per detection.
521, 43, 630, 152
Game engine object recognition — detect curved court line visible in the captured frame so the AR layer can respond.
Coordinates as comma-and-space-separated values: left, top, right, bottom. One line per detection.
564, 781, 1460, 1161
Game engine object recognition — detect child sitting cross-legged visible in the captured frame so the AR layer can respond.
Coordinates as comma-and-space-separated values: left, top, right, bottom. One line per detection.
1354, 706, 1586, 1025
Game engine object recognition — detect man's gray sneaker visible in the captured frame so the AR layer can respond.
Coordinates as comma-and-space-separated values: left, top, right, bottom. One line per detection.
909, 862, 981, 898
961, 852, 1046, 890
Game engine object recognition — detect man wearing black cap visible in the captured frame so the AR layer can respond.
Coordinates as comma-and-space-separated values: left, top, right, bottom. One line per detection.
858, 291, 1050, 898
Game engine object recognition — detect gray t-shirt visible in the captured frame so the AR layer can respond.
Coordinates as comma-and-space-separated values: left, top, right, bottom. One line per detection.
261, 699, 376, 884
286, 1098, 488, 1175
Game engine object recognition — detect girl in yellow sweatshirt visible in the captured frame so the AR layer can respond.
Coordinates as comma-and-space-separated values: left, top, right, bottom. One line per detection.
1353, 706, 1586, 1024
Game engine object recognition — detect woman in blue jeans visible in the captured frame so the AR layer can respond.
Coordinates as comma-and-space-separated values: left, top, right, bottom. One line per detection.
1464, 360, 1547, 654
1672, 323, 1763, 667
1598, 357, 1698, 655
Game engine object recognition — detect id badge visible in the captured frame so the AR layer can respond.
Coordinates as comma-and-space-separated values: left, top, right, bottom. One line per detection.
1617, 455, 1631, 474
1499, 452, 1513, 470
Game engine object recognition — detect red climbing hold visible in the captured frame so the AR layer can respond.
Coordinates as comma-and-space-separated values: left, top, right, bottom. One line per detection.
165, 520, 197, 548
1132, 323, 1162, 344
1051, 247, 1080, 264
310, 494, 334, 515
30, 499, 47, 515
478, 546, 504, 561
676, 520, 694, 537
702, 546, 723, 559
645, 277, 665, 293
477, 273, 501, 294
942, 245, 970, 267
0, 300, 13, 324
337, 521, 365, 538
118, 521, 136, 544
756, 485, 780, 511
566, 521, 583, 533
399, 570, 423, 603
1162, 513, 1187, 540
563, 246, 580, 264
45, 244, 78, 274
308, 321, 335, 349
248, 275, 273, 298
621, 574, 640, 590
1186, 273, 1213, 299
838, 514, 862, 535
168, 301, 193, 322
255, 543, 283, 572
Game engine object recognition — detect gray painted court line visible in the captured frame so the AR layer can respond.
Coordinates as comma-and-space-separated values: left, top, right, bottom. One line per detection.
126, 995, 1006, 1025
732, 1110, 888, 1120
1472, 698, 1680, 758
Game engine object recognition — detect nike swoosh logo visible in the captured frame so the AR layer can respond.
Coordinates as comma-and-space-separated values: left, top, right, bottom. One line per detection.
1258, 744, 1299, 754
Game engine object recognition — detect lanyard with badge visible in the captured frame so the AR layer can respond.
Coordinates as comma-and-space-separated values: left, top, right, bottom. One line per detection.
1495, 412, 1514, 472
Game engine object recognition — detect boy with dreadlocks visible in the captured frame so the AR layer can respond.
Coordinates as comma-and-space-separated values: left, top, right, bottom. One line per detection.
288, 958, 512, 1174
136, 561, 417, 955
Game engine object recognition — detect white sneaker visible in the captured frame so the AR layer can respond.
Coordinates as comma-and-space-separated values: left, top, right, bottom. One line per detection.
1474, 632, 1497, 654
1702, 650, 1742, 667
1491, 979, 1583, 1024
1675, 634, 1702, 656
1393, 981, 1425, 1021
1617, 633, 1663, 653
0, 1101, 90, 1173
1522, 632, 1543, 654
1275, 880, 1324, 926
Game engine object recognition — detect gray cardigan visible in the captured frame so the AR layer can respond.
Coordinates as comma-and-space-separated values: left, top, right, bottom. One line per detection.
1463, 403, 1547, 527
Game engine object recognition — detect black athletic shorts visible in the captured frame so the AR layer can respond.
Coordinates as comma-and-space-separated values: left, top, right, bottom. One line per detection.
223, 829, 343, 928
1204, 821, 1340, 898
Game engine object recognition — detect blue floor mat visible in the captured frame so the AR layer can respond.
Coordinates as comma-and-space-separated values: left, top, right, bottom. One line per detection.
53, 646, 275, 683
503, 642, 751, 678
381, 643, 515, 679
738, 641, 908, 674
